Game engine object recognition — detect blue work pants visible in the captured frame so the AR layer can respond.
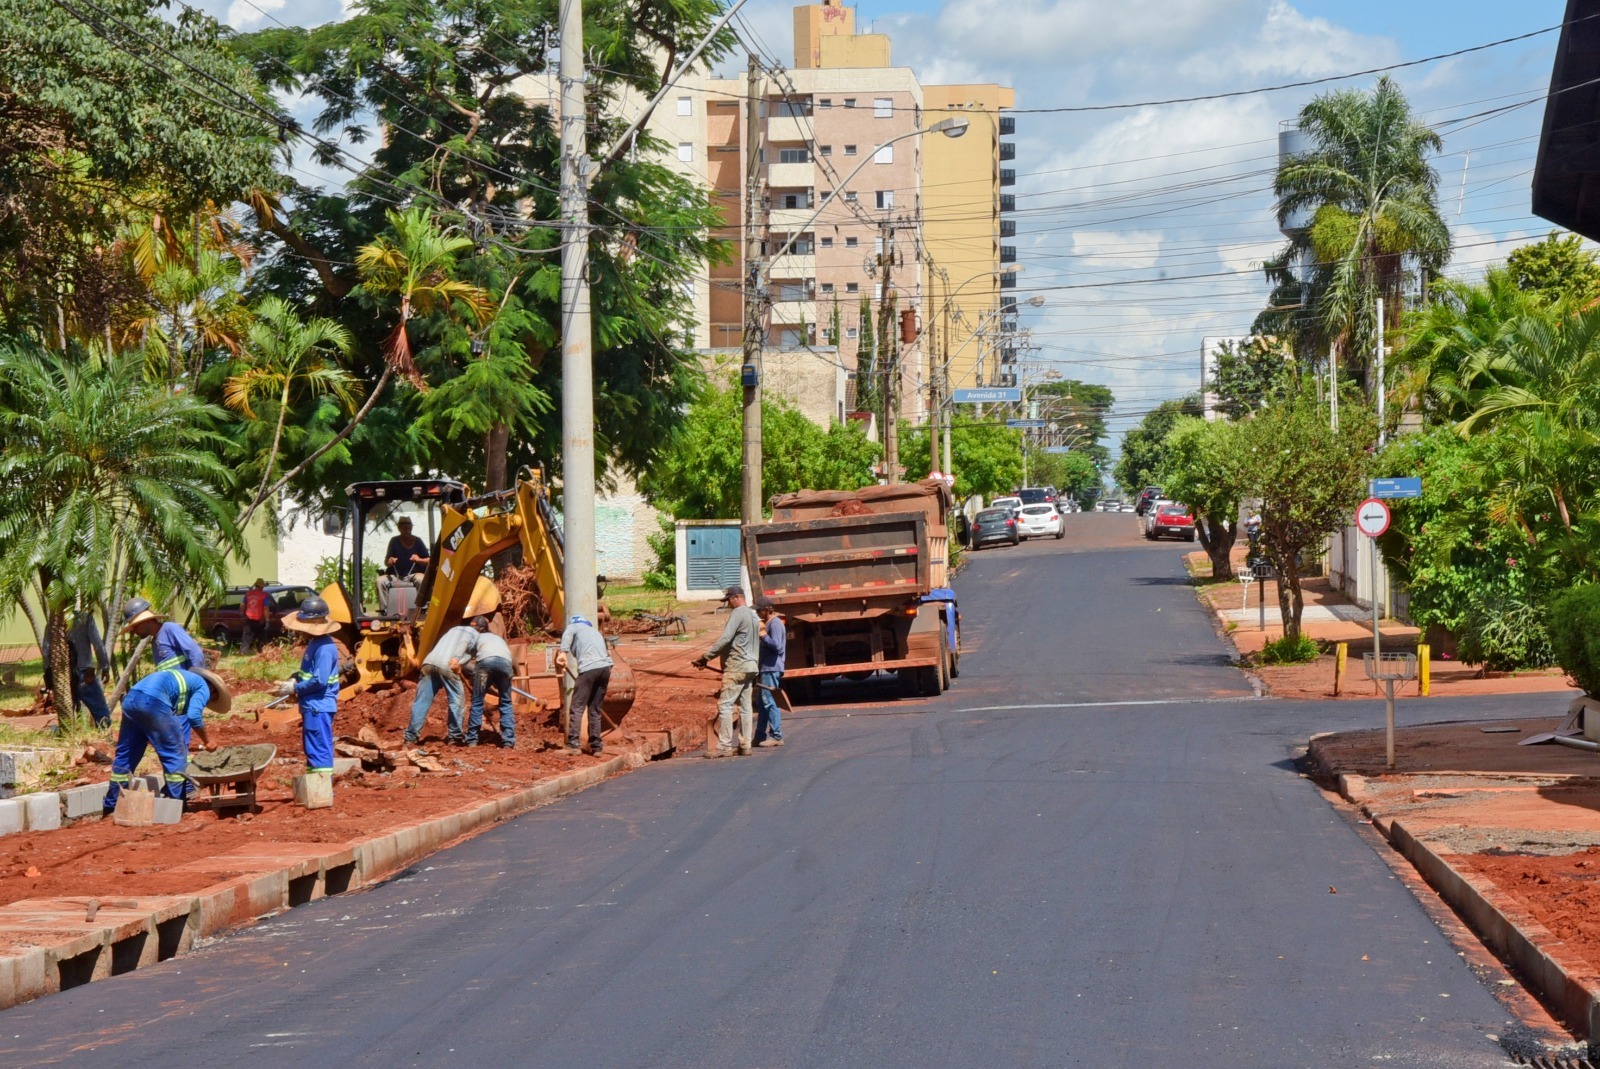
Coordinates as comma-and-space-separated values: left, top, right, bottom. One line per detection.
103, 693, 191, 812
302, 708, 334, 773
72, 673, 112, 728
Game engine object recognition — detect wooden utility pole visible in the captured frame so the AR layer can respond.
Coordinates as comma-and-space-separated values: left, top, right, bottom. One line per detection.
740, 54, 766, 527
878, 219, 899, 482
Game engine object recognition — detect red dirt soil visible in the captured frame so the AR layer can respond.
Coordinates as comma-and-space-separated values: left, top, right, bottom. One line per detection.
0, 637, 718, 909
1450, 850, 1600, 977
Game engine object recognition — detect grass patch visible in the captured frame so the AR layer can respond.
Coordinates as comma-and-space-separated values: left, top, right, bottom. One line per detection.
219, 644, 300, 682
0, 658, 44, 712
1259, 634, 1320, 666
604, 583, 683, 616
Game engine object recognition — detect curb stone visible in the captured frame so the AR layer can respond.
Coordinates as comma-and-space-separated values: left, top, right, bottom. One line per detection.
0, 729, 677, 1010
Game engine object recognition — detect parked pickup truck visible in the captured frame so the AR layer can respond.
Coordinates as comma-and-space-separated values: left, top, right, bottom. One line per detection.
745, 480, 960, 702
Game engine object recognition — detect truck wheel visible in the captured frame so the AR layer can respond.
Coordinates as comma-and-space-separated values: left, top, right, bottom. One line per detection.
949, 622, 961, 679
211, 625, 233, 649
938, 626, 951, 691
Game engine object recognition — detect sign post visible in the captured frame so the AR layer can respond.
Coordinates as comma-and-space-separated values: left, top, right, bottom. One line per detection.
1355, 496, 1398, 766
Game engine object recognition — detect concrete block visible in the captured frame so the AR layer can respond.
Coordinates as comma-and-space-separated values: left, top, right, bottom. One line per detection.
112, 790, 154, 827
152, 798, 182, 825
292, 773, 333, 810
61, 783, 110, 820
331, 758, 359, 777
0, 799, 23, 836
21, 793, 60, 832
0, 750, 47, 787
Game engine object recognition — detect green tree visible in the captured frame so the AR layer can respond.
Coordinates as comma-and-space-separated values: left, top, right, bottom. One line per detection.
640, 381, 879, 519
1209, 336, 1295, 418
1115, 396, 1198, 496
1027, 448, 1099, 505
1029, 379, 1115, 468
1270, 76, 1450, 392
0, 343, 240, 718
1158, 417, 1249, 579
1506, 231, 1600, 306
901, 413, 1023, 504
1242, 392, 1375, 639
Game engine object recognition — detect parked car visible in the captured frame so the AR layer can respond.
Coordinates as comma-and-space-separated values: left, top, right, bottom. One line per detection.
200, 583, 318, 647
991, 495, 1023, 515
1120, 501, 1138, 513
1016, 486, 1058, 508
1142, 499, 1174, 535
971, 507, 1021, 548
1147, 503, 1196, 541
1135, 486, 1164, 515
1016, 503, 1064, 540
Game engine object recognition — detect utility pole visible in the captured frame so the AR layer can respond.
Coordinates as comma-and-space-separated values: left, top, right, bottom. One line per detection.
740, 54, 765, 527
878, 219, 898, 482
928, 264, 941, 476
1328, 341, 1339, 432
1375, 296, 1386, 446
942, 293, 952, 475
557, 0, 597, 625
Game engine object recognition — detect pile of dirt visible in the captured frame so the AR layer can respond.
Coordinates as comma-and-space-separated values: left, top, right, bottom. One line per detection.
1451, 849, 1600, 976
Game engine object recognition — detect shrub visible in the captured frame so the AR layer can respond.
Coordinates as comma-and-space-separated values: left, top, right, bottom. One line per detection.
1457, 592, 1554, 672
642, 517, 677, 591
1548, 586, 1600, 696
1260, 634, 1319, 665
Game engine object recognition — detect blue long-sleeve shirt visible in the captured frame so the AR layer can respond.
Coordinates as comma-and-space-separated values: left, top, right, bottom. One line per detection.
153, 622, 206, 672
293, 635, 340, 715
759, 615, 786, 674
125, 668, 209, 731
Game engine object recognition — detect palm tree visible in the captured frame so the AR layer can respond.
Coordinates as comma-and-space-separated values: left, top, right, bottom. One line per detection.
1274, 76, 1451, 394
224, 298, 356, 530
0, 342, 239, 718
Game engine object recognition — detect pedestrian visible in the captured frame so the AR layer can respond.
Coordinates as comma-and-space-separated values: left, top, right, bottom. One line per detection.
101, 664, 230, 815
240, 579, 277, 655
752, 597, 786, 748
693, 586, 760, 758
465, 616, 516, 749
379, 516, 431, 617
41, 611, 113, 727
556, 613, 613, 756
120, 597, 206, 672
274, 596, 342, 780
404, 622, 478, 745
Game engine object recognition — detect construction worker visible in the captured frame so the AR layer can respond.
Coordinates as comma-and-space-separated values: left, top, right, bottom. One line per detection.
240, 579, 277, 655
41, 611, 113, 727
274, 596, 342, 779
556, 613, 612, 757
693, 586, 760, 758
121, 598, 205, 672
101, 665, 229, 815
466, 616, 516, 749
405, 622, 479, 746
752, 597, 786, 748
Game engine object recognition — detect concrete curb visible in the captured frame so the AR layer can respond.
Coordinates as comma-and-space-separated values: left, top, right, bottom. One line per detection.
0, 730, 677, 1010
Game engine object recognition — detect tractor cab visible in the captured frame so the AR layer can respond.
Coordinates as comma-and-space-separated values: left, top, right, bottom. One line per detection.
335, 479, 471, 624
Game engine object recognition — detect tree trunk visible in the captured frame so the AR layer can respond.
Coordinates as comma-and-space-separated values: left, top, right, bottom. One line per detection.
1274, 552, 1305, 641
484, 423, 510, 491
44, 611, 74, 722
1197, 515, 1237, 580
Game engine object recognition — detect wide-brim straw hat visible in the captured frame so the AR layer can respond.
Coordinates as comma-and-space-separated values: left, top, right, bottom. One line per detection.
192, 667, 232, 715
120, 607, 166, 634
281, 605, 342, 636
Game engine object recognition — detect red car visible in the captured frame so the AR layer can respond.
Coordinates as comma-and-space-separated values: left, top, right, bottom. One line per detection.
1147, 503, 1196, 542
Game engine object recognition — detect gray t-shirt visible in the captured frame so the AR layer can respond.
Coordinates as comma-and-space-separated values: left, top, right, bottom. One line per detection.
705, 605, 760, 674
560, 622, 613, 674
424, 625, 479, 673
472, 631, 513, 665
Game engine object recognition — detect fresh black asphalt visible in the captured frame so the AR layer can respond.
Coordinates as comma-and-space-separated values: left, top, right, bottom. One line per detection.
0, 514, 1529, 1067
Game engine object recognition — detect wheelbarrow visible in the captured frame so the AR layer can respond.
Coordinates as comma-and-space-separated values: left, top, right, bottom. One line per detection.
185, 743, 277, 812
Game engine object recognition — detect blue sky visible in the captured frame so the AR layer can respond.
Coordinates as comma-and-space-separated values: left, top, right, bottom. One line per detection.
197, 0, 1578, 441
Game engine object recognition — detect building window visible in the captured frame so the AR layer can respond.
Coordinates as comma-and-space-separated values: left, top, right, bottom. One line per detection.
676, 96, 692, 116
677, 142, 693, 163
780, 193, 810, 210
874, 97, 892, 118
843, 98, 857, 108
874, 238, 883, 254
844, 191, 858, 203
874, 283, 883, 300
875, 190, 894, 209
819, 98, 832, 108
846, 282, 860, 293
874, 144, 893, 165
820, 237, 834, 249
777, 147, 810, 164
844, 144, 858, 156
819, 189, 832, 200
846, 327, 858, 338
820, 145, 832, 156
845, 236, 859, 247
772, 99, 812, 117
821, 282, 835, 293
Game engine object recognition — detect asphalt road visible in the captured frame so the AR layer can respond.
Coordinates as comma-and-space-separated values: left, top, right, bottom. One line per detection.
1, 514, 1526, 1067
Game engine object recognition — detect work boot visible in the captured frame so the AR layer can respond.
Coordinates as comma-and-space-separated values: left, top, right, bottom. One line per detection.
705, 748, 732, 759
564, 745, 581, 756
737, 745, 752, 756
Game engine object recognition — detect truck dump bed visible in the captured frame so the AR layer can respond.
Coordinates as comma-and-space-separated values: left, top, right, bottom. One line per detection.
749, 511, 929, 605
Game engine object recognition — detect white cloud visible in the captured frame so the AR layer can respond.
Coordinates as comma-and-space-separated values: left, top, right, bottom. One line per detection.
226, 0, 284, 29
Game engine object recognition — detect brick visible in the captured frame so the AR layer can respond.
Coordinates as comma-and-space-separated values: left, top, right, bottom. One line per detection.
151, 798, 182, 825
0, 799, 23, 836
61, 783, 110, 820
292, 773, 333, 810
21, 793, 59, 832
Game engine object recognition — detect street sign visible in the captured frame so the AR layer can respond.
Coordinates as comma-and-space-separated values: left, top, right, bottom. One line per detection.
1355, 497, 1391, 538
1006, 419, 1046, 429
1040, 446, 1074, 454
952, 387, 1022, 404
1370, 477, 1422, 499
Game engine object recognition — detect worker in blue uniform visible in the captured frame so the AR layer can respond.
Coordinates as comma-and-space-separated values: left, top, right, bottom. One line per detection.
275, 596, 343, 778
102, 665, 230, 815
120, 598, 206, 671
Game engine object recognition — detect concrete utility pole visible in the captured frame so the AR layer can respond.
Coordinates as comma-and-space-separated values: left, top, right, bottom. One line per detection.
1375, 296, 1386, 446
558, 0, 596, 625
740, 54, 766, 527
878, 219, 898, 482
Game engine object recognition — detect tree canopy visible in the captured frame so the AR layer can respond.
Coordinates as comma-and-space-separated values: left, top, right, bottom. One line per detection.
1114, 396, 1198, 495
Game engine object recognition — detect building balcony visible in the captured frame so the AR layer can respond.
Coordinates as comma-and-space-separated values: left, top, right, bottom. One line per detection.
768, 161, 816, 188
998, 115, 1015, 136
772, 298, 817, 326
999, 141, 1015, 161
769, 207, 818, 230
1000, 346, 1017, 364
767, 115, 811, 144
769, 252, 816, 278
1000, 169, 1015, 187
999, 273, 1017, 289
1000, 219, 1016, 237
1000, 296, 1018, 313
1000, 245, 1017, 263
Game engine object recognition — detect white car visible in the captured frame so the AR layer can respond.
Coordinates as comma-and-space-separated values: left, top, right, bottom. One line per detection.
1016, 503, 1064, 540
991, 496, 1023, 515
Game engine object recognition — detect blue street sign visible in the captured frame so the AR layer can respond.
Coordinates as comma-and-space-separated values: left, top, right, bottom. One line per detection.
952, 387, 1022, 404
1041, 446, 1074, 454
1006, 419, 1047, 429
1370, 477, 1422, 499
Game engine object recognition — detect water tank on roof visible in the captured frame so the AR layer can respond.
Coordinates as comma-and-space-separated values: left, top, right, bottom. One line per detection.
1277, 121, 1315, 235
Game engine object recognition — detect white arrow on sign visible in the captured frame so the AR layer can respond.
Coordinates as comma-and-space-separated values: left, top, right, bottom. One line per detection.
1355, 497, 1391, 538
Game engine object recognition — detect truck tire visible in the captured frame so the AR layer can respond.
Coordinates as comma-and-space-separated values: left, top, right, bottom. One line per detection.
938, 625, 951, 691
949, 621, 961, 679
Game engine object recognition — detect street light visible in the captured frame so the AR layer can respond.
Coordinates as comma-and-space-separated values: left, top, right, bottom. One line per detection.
741, 116, 971, 524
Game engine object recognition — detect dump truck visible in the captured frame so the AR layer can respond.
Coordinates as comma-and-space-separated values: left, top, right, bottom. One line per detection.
744, 479, 959, 701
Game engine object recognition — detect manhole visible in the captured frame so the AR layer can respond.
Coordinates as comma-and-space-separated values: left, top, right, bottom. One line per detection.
1511, 1055, 1597, 1069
